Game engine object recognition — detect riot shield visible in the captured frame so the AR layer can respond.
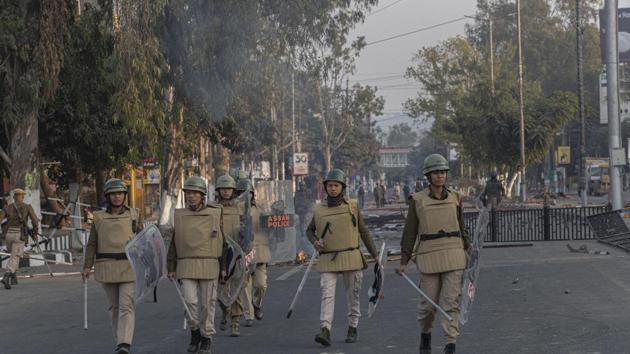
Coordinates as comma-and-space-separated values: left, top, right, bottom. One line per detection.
125, 224, 167, 303
218, 234, 247, 307
459, 207, 490, 325
367, 242, 386, 318
255, 181, 297, 263
236, 191, 254, 257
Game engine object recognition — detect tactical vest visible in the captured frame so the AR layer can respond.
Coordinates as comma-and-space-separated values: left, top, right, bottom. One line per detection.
251, 205, 271, 264
92, 208, 138, 283
222, 203, 242, 241
412, 191, 466, 274
313, 199, 366, 272
173, 205, 223, 279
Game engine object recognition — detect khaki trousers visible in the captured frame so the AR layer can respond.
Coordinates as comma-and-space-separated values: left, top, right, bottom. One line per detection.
320, 270, 363, 330
417, 270, 463, 344
102, 282, 135, 345
5, 229, 24, 273
243, 263, 268, 320
219, 282, 244, 322
252, 263, 267, 308
181, 279, 218, 337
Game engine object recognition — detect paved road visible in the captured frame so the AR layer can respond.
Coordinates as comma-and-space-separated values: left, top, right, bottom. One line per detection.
2, 241, 630, 353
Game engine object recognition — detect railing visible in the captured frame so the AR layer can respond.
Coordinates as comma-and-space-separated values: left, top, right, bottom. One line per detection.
463, 206, 610, 242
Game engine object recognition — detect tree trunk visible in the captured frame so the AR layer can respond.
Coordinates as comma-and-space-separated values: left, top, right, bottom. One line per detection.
214, 143, 230, 178
324, 145, 332, 172
9, 110, 41, 222
95, 167, 106, 207
159, 107, 185, 227
506, 171, 520, 198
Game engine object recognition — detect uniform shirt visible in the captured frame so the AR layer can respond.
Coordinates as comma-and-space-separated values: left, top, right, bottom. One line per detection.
400, 187, 467, 265
84, 205, 142, 269
306, 199, 379, 259
0, 202, 39, 237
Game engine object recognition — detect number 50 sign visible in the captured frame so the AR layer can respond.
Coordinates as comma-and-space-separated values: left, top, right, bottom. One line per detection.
293, 153, 309, 176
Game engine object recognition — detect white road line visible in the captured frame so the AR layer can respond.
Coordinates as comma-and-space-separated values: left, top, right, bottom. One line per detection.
275, 264, 306, 281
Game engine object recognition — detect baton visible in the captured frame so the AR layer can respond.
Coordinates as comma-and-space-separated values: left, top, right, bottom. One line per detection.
170, 278, 194, 320
286, 249, 317, 319
287, 222, 331, 318
82, 231, 88, 330
398, 272, 453, 321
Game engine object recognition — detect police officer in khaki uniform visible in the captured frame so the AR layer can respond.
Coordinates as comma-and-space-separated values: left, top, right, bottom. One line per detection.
215, 174, 246, 337
1, 188, 39, 290
168, 176, 224, 354
395, 154, 469, 354
83, 179, 142, 354
307, 169, 379, 346
235, 179, 271, 324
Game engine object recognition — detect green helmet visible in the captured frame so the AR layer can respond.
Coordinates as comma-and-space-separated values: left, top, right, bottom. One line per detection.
104, 178, 127, 196
422, 154, 450, 175
183, 176, 207, 195
236, 178, 252, 193
324, 169, 347, 186
215, 175, 236, 190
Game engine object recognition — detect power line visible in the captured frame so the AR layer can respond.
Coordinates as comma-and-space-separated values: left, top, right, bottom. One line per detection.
365, 16, 470, 46
367, 0, 406, 17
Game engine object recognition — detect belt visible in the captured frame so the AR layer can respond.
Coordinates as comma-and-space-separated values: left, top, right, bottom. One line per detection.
320, 246, 360, 261
96, 252, 128, 260
420, 231, 461, 241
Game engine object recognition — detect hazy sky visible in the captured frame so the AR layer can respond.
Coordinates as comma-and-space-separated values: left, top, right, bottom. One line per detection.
351, 0, 630, 131
349, 0, 479, 130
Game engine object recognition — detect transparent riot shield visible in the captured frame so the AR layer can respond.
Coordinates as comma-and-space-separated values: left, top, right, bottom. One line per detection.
125, 224, 167, 303
255, 181, 298, 263
459, 207, 490, 325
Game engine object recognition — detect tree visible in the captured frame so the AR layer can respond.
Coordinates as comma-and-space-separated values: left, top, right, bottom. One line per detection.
386, 123, 418, 147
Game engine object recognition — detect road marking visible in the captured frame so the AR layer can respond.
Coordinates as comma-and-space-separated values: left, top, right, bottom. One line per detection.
275, 264, 306, 281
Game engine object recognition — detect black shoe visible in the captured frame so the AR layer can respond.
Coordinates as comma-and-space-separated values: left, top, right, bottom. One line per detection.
254, 304, 263, 320
10, 273, 17, 285
420, 332, 431, 354
444, 343, 456, 354
1, 273, 11, 290
187, 329, 201, 353
314, 327, 331, 347
115, 343, 131, 354
198, 337, 213, 354
345, 326, 358, 343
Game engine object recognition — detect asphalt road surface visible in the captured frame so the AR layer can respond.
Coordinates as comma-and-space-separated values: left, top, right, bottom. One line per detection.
2, 241, 630, 354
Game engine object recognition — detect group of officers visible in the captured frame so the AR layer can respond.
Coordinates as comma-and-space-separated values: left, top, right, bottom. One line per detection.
2, 152, 470, 354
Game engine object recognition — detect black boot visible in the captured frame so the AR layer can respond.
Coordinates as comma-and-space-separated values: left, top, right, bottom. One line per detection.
254, 304, 263, 320
187, 329, 201, 353
345, 326, 358, 343
198, 337, 213, 354
419, 332, 431, 354
10, 272, 17, 285
314, 327, 331, 347
444, 343, 456, 354
115, 343, 131, 354
1, 273, 11, 290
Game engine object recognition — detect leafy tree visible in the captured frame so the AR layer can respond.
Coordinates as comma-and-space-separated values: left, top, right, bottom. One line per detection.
386, 123, 419, 147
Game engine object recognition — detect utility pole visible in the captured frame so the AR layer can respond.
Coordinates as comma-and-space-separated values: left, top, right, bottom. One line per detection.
516, 0, 527, 202
489, 17, 495, 95
291, 71, 296, 189
576, 0, 588, 206
605, 0, 623, 210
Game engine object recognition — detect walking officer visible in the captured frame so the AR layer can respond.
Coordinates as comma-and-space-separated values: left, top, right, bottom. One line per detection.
395, 154, 470, 354
215, 174, 246, 337
83, 178, 143, 354
236, 178, 271, 323
168, 176, 224, 354
1, 188, 39, 289
307, 169, 379, 346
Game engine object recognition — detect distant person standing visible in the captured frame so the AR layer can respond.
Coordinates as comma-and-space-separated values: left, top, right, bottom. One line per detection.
357, 183, 365, 209
483, 172, 505, 209
373, 183, 381, 208
403, 182, 411, 203
394, 183, 401, 201
414, 177, 423, 193
378, 182, 386, 207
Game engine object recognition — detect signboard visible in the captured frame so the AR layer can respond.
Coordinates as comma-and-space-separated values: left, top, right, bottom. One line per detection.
261, 214, 296, 229
144, 168, 160, 184
556, 146, 570, 165
600, 8, 630, 63
293, 153, 309, 176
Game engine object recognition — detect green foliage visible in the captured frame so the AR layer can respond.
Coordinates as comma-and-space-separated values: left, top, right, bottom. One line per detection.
386, 123, 419, 148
